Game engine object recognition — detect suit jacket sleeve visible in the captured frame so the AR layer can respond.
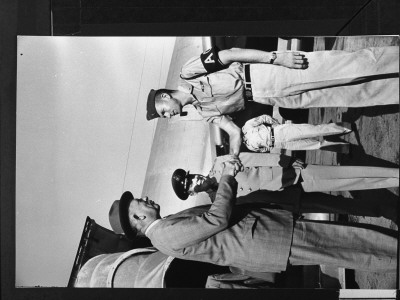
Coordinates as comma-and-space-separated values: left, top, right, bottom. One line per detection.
154, 175, 237, 250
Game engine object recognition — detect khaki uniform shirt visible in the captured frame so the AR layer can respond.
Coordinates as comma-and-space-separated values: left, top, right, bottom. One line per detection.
178, 53, 247, 124
206, 153, 300, 201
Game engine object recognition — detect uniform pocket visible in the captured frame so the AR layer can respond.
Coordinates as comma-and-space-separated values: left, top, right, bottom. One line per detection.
197, 77, 213, 97
257, 166, 273, 181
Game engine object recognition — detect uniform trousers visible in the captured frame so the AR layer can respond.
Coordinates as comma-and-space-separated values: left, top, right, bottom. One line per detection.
250, 46, 399, 108
273, 123, 351, 151
274, 191, 397, 223
289, 219, 397, 272
298, 164, 399, 192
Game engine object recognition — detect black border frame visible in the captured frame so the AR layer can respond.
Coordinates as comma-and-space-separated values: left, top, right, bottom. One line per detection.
2, 0, 399, 299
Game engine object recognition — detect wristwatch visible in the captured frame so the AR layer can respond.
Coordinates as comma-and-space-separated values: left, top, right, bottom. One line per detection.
269, 52, 277, 64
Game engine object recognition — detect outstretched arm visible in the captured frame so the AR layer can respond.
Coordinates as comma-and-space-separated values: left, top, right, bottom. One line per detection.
218, 116, 242, 157
155, 160, 240, 249
218, 47, 308, 69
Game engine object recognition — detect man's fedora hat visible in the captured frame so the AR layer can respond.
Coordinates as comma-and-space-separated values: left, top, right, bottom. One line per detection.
108, 191, 137, 240
171, 169, 190, 200
146, 89, 159, 120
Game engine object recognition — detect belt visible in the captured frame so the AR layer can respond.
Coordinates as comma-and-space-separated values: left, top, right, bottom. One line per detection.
244, 64, 253, 100
270, 127, 275, 148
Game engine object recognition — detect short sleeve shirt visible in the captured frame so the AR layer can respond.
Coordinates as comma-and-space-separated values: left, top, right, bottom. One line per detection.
178, 48, 247, 124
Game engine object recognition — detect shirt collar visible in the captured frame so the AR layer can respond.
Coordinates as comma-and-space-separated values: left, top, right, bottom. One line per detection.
144, 218, 162, 236
177, 84, 199, 104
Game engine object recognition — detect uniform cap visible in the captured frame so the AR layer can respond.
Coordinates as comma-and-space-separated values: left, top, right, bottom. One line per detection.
146, 89, 159, 120
171, 169, 190, 200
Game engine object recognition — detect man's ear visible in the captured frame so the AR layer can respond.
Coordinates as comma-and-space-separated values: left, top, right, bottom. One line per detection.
161, 93, 171, 101
134, 214, 146, 221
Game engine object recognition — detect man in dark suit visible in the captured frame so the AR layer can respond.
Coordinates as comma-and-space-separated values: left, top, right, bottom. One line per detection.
109, 157, 397, 273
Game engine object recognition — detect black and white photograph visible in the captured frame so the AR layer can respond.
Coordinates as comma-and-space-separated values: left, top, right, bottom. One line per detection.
2, 1, 400, 300
15, 34, 399, 292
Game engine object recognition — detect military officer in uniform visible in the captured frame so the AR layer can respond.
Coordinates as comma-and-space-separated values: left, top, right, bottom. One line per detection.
170, 153, 399, 222
146, 45, 399, 156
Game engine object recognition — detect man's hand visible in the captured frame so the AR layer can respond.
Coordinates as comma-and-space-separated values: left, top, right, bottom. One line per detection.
221, 157, 243, 177
291, 158, 306, 169
274, 52, 308, 69
229, 155, 244, 172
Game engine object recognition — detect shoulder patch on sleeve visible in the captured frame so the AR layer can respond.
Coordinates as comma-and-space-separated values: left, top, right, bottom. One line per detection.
200, 46, 226, 73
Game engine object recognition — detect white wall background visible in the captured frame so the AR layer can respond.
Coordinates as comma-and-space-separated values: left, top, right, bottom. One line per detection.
16, 36, 176, 287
